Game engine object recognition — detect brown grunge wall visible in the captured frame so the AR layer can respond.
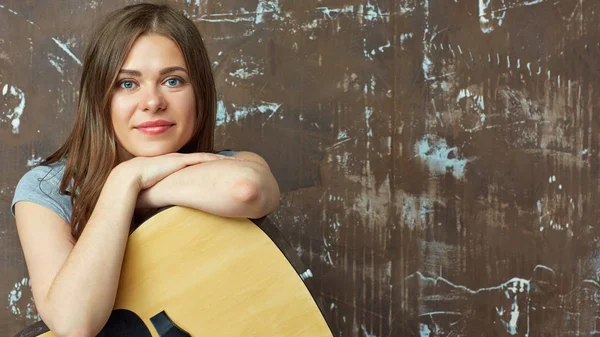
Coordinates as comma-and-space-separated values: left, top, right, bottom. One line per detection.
2, 0, 600, 336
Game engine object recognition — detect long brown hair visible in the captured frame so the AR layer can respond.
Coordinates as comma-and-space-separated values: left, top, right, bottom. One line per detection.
42, 2, 217, 239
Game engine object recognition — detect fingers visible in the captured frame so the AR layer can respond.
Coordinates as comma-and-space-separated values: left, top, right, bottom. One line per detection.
178, 152, 242, 166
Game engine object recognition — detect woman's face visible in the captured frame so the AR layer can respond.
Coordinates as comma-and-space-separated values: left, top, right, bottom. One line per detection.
110, 33, 196, 161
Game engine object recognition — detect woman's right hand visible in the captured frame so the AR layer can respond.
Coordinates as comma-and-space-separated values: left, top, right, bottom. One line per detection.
115, 152, 238, 191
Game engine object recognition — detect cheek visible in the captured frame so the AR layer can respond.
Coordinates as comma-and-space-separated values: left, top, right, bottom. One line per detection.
176, 90, 197, 123
110, 95, 136, 128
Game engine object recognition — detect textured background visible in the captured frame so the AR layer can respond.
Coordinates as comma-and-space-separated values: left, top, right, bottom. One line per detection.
2, 0, 600, 336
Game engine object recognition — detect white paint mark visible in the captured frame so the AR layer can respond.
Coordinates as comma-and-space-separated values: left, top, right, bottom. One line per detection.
398, 33, 413, 45
220, 101, 282, 126
399, 4, 415, 14
421, 0, 432, 80
48, 59, 64, 75
256, 102, 282, 115
323, 237, 334, 266
255, 0, 280, 24
302, 19, 319, 31
363, 38, 374, 60
8, 277, 39, 321
365, 107, 373, 137
361, 324, 378, 337
196, 15, 255, 23
479, 0, 494, 33
193, 11, 258, 23
377, 40, 391, 53
316, 6, 354, 19
415, 135, 470, 179
402, 195, 437, 229
409, 272, 530, 335
216, 100, 227, 126
0, 50, 11, 63
498, 280, 527, 335
52, 37, 81, 65
1, 83, 26, 134
337, 130, 348, 139
229, 68, 263, 79
362, 0, 385, 22
185, 0, 201, 6
0, 4, 39, 27
419, 323, 432, 337
422, 55, 433, 80
48, 53, 66, 75
526, 62, 532, 76
457, 88, 485, 111
27, 155, 43, 167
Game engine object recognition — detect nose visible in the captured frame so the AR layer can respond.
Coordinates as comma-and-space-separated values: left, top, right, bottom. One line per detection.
139, 85, 167, 113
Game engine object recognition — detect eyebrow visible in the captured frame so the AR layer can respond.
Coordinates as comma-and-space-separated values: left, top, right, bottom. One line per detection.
118, 66, 188, 76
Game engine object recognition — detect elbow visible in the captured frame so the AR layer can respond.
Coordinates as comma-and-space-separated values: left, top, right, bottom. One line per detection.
47, 320, 98, 337
53, 327, 96, 337
232, 171, 280, 219
41, 306, 103, 337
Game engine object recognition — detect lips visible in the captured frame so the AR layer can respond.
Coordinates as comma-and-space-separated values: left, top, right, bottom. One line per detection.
135, 120, 174, 135
135, 120, 174, 128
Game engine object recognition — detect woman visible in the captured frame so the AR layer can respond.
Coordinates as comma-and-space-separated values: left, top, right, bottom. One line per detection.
11, 3, 280, 336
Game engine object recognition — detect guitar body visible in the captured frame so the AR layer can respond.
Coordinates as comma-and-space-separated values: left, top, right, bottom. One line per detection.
16, 206, 333, 337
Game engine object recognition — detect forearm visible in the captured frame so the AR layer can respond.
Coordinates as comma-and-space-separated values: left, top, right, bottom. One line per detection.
42, 170, 139, 336
137, 159, 280, 219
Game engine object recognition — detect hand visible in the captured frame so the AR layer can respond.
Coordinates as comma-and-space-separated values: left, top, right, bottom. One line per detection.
116, 152, 238, 191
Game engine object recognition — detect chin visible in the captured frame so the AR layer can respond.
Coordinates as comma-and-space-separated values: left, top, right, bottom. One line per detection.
133, 146, 180, 157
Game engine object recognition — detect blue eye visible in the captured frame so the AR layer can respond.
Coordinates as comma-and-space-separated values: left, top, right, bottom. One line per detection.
120, 81, 135, 89
166, 78, 181, 87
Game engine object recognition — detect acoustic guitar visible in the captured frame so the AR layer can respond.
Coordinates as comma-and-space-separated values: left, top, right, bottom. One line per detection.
15, 206, 334, 337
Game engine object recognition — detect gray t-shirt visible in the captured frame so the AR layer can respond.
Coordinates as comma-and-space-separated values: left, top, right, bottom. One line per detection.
11, 150, 238, 223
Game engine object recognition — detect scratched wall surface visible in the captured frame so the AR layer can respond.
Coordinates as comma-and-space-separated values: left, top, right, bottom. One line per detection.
1, 0, 600, 336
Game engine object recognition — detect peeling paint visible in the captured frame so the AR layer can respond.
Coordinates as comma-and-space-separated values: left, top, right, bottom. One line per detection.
26, 154, 43, 168
52, 37, 81, 65
7, 277, 39, 321
1, 83, 26, 134
415, 135, 470, 179
255, 0, 281, 24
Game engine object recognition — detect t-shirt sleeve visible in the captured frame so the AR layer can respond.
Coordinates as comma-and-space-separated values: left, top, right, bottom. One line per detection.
11, 166, 71, 224
218, 150, 238, 157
